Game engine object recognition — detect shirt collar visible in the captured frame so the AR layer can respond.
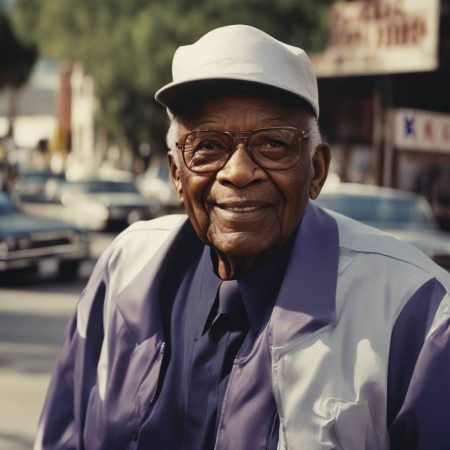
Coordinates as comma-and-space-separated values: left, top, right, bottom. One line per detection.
237, 231, 297, 333
194, 229, 297, 334
193, 246, 223, 335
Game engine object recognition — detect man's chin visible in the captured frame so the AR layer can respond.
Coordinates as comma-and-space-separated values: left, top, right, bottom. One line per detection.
208, 231, 277, 259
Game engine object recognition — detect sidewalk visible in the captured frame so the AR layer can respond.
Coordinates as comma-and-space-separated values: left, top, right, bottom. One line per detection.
0, 275, 86, 449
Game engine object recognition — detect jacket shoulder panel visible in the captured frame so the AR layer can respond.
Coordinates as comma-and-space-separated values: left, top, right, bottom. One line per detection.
331, 210, 450, 291
76, 214, 188, 339
107, 214, 187, 297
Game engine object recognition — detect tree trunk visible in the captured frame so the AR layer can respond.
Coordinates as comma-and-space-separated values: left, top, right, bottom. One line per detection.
5, 87, 17, 139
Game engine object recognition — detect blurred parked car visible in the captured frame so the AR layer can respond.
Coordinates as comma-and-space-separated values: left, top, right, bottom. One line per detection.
433, 191, 450, 231
314, 183, 450, 270
0, 191, 90, 281
12, 170, 67, 203
60, 179, 160, 231
136, 158, 181, 213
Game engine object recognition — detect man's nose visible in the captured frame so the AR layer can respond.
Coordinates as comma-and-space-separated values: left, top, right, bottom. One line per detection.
216, 143, 266, 187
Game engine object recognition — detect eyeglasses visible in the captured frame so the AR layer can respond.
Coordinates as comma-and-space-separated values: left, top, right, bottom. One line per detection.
176, 127, 310, 173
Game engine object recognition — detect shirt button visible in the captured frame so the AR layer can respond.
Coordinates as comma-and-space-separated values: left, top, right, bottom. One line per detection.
194, 334, 199, 341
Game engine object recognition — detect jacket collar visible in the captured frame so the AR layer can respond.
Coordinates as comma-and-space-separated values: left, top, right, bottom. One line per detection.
270, 202, 340, 348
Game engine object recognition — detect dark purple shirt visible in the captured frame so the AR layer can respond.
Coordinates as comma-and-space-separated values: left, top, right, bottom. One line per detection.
140, 238, 294, 449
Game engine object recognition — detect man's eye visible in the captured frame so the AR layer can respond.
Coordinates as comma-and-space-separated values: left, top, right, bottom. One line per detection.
195, 141, 226, 151
253, 140, 290, 155
264, 139, 287, 148
252, 133, 291, 150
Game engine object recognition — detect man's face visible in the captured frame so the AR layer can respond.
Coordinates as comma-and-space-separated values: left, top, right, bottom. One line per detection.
169, 92, 329, 260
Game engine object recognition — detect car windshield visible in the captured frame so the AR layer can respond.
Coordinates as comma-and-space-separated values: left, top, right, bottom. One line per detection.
0, 192, 17, 214
316, 194, 435, 229
76, 181, 139, 194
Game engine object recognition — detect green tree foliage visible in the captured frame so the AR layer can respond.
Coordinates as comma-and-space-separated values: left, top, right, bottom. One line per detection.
11, 0, 333, 153
0, 9, 37, 89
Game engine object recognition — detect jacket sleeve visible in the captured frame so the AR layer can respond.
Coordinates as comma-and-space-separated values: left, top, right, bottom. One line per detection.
33, 252, 109, 450
387, 277, 450, 450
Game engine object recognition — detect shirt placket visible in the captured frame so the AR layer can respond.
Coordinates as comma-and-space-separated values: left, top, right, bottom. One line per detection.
183, 280, 248, 450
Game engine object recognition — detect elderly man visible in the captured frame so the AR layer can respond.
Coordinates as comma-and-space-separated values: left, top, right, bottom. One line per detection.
36, 25, 450, 450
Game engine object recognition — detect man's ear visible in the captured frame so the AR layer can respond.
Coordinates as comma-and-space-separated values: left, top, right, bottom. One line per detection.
309, 143, 331, 200
168, 151, 184, 202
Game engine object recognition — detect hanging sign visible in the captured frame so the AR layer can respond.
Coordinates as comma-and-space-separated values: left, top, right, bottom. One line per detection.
311, 0, 440, 76
393, 108, 450, 153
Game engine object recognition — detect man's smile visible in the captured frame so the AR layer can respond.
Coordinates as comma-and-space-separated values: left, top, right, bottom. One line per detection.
212, 199, 273, 213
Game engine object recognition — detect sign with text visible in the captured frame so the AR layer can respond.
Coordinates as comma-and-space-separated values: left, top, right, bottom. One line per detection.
311, 0, 440, 76
393, 108, 450, 153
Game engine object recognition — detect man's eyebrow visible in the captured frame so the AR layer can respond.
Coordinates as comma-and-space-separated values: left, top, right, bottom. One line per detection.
263, 116, 294, 124
185, 114, 300, 130
185, 118, 226, 129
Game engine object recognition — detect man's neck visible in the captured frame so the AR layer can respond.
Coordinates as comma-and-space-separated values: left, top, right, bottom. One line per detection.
214, 253, 257, 280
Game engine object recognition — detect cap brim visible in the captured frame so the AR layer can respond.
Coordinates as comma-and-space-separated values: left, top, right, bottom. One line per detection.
155, 77, 317, 117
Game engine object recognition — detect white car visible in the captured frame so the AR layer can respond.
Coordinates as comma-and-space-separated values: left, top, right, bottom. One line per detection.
60, 179, 160, 231
136, 157, 181, 214
314, 183, 450, 270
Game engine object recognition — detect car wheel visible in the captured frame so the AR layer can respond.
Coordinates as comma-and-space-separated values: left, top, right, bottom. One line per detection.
57, 260, 81, 281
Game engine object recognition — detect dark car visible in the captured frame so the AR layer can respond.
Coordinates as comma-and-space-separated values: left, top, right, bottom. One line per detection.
60, 179, 160, 231
315, 183, 450, 270
0, 191, 90, 281
12, 170, 67, 203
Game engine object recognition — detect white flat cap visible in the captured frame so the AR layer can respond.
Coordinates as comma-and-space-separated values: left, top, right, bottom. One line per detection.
155, 24, 319, 117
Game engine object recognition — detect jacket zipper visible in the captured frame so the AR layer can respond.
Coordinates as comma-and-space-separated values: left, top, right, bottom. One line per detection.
129, 341, 166, 450
213, 358, 238, 450
265, 411, 279, 450
150, 342, 166, 404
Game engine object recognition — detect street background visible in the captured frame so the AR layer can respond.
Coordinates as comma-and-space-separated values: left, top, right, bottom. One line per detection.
1, 0, 450, 449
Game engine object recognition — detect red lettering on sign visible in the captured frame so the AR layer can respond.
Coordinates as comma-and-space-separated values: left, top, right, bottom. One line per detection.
329, 2, 429, 50
424, 121, 434, 142
443, 123, 450, 142
411, 19, 427, 43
